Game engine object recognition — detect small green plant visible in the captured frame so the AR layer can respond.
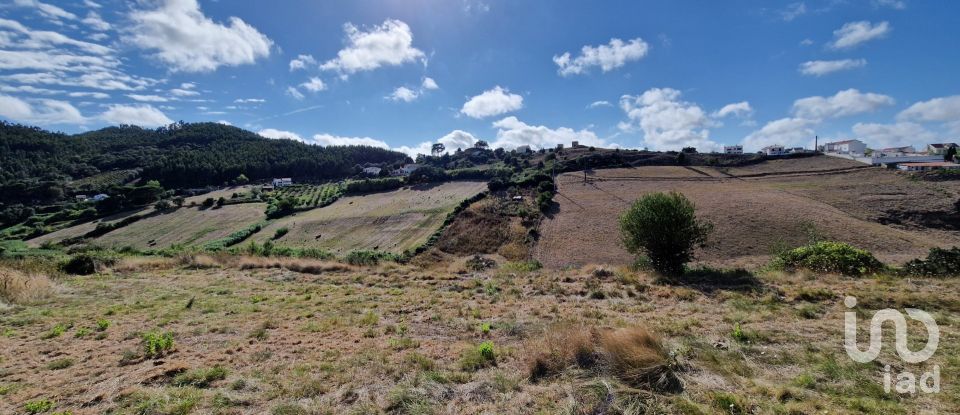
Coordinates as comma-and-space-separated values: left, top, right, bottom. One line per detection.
46, 358, 74, 370
272, 227, 289, 240
142, 331, 175, 358
74, 327, 92, 338
42, 323, 69, 339
24, 398, 54, 414
732, 323, 746, 342
479, 322, 491, 335
172, 366, 227, 388
460, 341, 497, 371
359, 310, 379, 326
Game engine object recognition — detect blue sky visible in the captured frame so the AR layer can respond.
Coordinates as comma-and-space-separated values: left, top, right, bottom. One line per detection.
1, 0, 958, 155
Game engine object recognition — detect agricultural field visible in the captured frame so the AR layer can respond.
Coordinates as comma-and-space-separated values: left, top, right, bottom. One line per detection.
89, 204, 268, 250
253, 181, 488, 254
27, 208, 154, 248
1, 255, 957, 414
536, 157, 960, 269
67, 169, 141, 192
270, 183, 345, 209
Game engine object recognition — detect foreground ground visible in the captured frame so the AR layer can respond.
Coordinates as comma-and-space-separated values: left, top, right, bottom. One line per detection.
1, 255, 957, 414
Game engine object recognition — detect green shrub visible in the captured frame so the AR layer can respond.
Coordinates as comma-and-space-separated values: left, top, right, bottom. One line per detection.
272, 227, 289, 240
46, 358, 74, 370
771, 241, 884, 277
460, 341, 497, 371
61, 251, 118, 275
172, 366, 227, 388
142, 331, 175, 358
345, 250, 397, 266
902, 247, 960, 277
619, 192, 713, 276
96, 318, 111, 331
24, 399, 54, 414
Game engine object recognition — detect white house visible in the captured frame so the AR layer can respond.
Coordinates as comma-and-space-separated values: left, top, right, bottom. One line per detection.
760, 145, 785, 156
516, 145, 532, 154
272, 178, 293, 187
927, 143, 959, 155
898, 162, 960, 172
392, 164, 422, 176
362, 167, 382, 176
821, 139, 866, 155
723, 145, 743, 155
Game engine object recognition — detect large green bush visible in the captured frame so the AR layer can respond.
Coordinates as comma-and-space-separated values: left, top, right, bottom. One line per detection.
61, 251, 118, 275
771, 241, 884, 276
619, 192, 713, 276
902, 247, 960, 277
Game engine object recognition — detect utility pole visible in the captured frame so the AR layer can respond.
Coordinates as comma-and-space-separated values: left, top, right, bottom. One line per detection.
815, 135, 818, 153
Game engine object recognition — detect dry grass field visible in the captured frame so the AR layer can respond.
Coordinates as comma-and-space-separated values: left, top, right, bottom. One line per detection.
0, 257, 957, 414
535, 157, 960, 269
252, 181, 488, 254
89, 204, 268, 250
28, 208, 154, 248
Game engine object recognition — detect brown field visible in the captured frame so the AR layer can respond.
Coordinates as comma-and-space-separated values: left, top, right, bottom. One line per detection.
1, 257, 957, 414
535, 157, 960, 269
252, 181, 488, 254
91, 203, 267, 250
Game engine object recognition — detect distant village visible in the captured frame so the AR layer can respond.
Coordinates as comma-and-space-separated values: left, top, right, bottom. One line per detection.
725, 140, 960, 172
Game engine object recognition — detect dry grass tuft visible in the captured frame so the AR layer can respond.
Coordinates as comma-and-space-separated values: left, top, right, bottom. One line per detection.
0, 266, 55, 305
112, 256, 178, 273
177, 254, 222, 269
235, 256, 353, 274
527, 324, 680, 393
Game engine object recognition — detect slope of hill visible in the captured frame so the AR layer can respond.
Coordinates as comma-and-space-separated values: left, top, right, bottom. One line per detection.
535, 157, 960, 268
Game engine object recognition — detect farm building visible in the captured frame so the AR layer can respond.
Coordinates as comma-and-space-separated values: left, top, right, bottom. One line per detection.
362, 167, 382, 176
927, 143, 959, 155
760, 145, 785, 156
897, 162, 960, 172
272, 178, 293, 187
820, 139, 866, 155
724, 145, 743, 155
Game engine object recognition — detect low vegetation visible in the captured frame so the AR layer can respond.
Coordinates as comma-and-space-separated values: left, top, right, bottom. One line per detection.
619, 191, 713, 276
771, 241, 885, 276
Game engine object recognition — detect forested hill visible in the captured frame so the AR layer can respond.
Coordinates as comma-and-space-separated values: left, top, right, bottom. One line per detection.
0, 121, 410, 203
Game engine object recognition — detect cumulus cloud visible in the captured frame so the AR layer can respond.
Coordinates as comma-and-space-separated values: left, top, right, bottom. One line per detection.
300, 77, 326, 92
100, 104, 172, 127
387, 86, 419, 102
394, 130, 479, 157
898, 95, 960, 122
320, 19, 425, 76
852, 121, 935, 149
0, 94, 85, 125
460, 86, 523, 118
553, 37, 649, 76
258, 128, 303, 141
742, 117, 815, 151
289, 54, 316, 71
490, 116, 612, 150
618, 88, 719, 151
791, 88, 894, 120
422, 77, 439, 90
128, 0, 273, 72
712, 101, 753, 118
829, 21, 890, 50
799, 59, 867, 76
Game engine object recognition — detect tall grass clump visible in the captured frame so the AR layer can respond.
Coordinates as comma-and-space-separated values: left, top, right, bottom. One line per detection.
0, 266, 54, 305
771, 241, 884, 277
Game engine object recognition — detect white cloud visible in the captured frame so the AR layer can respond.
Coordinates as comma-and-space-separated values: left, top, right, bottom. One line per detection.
422, 77, 439, 90
781, 2, 807, 21
258, 128, 303, 141
829, 21, 890, 50
553, 37, 649, 76
394, 130, 479, 157
13, 0, 77, 22
68, 91, 109, 99
0, 94, 85, 124
587, 100, 612, 109
289, 54, 316, 71
491, 116, 612, 150
800, 38, 814, 46
320, 19, 425, 76
852, 122, 935, 149
99, 104, 172, 127
234, 98, 265, 104
285, 86, 304, 100
312, 133, 390, 148
387, 86, 419, 102
898, 95, 960, 122
791, 88, 894, 120
460, 86, 523, 118
799, 59, 867, 76
215, 119, 231, 125
743, 117, 815, 151
170, 88, 199, 97
873, 0, 906, 10
84, 0, 101, 8
126, 94, 168, 102
127, 0, 273, 72
713, 101, 753, 118
82, 11, 111, 31
618, 88, 719, 151
300, 77, 326, 93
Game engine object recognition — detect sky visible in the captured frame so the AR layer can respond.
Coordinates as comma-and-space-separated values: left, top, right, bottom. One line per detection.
1, 0, 959, 156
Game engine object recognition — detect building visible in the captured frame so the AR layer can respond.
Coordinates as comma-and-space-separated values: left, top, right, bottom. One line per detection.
362, 167, 382, 176
786, 147, 806, 154
927, 143, 959, 155
879, 146, 916, 157
92, 194, 109, 202
272, 178, 293, 187
392, 164, 422, 176
723, 145, 743, 155
556, 144, 564, 150
75, 195, 88, 202
760, 145, 785, 156
821, 139, 866, 155
897, 162, 960, 172
571, 141, 581, 148
516, 145, 532, 154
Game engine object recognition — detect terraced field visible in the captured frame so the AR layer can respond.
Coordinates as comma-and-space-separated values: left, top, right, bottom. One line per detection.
253, 181, 488, 254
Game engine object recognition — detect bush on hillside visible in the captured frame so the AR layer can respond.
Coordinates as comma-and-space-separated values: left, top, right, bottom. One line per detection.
345, 250, 397, 266
61, 251, 118, 275
619, 192, 713, 277
902, 247, 960, 277
771, 241, 884, 277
